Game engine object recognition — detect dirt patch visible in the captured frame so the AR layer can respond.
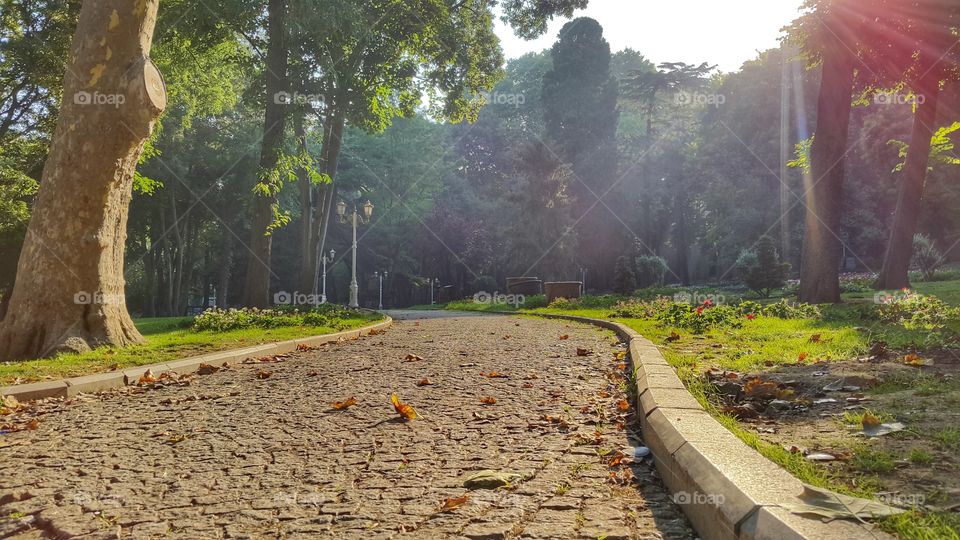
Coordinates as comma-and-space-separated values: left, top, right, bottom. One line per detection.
702, 348, 960, 513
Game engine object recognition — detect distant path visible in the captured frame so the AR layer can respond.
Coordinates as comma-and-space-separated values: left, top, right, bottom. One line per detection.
383, 309, 494, 320
0, 316, 694, 539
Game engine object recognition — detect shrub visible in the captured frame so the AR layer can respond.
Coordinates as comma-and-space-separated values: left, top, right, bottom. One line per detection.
470, 275, 498, 294
657, 300, 744, 334
912, 234, 944, 281
612, 256, 637, 295
876, 291, 957, 330
522, 295, 548, 309
635, 255, 668, 288
548, 297, 581, 309
761, 299, 822, 319
609, 297, 673, 318
736, 236, 790, 298
192, 306, 360, 332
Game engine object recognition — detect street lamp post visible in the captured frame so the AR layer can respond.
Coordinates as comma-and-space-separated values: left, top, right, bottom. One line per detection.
337, 198, 374, 308
320, 249, 335, 304
374, 271, 388, 310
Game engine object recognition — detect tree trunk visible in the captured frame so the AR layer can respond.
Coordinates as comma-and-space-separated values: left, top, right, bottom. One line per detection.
216, 232, 232, 308
797, 32, 856, 304
295, 113, 314, 295
877, 68, 942, 290
242, 0, 287, 308
0, 0, 165, 360
299, 111, 345, 295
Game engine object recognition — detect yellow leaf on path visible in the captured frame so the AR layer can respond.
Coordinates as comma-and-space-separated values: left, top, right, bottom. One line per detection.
439, 496, 468, 512
391, 394, 417, 421
331, 397, 358, 410
137, 369, 157, 385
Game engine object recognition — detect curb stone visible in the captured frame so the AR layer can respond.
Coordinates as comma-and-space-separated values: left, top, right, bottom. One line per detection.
506, 311, 891, 540
1, 316, 392, 402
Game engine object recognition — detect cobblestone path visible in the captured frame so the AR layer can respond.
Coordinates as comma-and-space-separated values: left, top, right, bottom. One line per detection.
0, 315, 695, 539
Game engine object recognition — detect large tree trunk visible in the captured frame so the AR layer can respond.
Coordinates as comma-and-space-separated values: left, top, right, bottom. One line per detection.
298, 111, 345, 295
0, 0, 165, 360
797, 32, 856, 304
877, 67, 942, 290
242, 0, 287, 308
295, 113, 313, 295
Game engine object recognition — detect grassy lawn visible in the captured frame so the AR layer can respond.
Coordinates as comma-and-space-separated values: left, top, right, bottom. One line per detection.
0, 310, 382, 386
437, 280, 960, 539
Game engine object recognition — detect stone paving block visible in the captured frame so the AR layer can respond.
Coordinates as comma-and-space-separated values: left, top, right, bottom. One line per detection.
738, 504, 894, 540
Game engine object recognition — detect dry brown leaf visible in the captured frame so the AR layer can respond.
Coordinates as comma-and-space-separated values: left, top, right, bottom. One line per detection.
416, 378, 435, 386
809, 334, 822, 343
26, 418, 40, 431
744, 378, 780, 399
196, 363, 220, 375
137, 369, 157, 386
576, 348, 591, 357
480, 396, 497, 405
615, 362, 627, 371
665, 331, 681, 343
404, 354, 424, 362
296, 344, 319, 351
332, 397, 358, 410
616, 399, 630, 411
559, 335, 570, 340
480, 371, 508, 378
391, 393, 417, 421
861, 412, 882, 429
439, 495, 468, 512
256, 370, 273, 380
522, 382, 534, 389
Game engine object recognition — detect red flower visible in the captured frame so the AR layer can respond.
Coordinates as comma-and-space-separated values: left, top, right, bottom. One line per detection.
746, 313, 756, 320
703, 299, 713, 307
696, 306, 704, 315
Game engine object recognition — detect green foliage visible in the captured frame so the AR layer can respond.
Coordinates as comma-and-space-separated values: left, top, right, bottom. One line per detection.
912, 234, 943, 281
760, 298, 823, 319
876, 291, 958, 331
192, 305, 362, 332
635, 255, 668, 288
657, 300, 745, 334
736, 236, 790, 298
612, 256, 637, 295
609, 297, 673, 319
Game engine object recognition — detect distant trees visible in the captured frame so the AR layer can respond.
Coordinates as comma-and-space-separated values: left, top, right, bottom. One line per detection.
736, 236, 790, 298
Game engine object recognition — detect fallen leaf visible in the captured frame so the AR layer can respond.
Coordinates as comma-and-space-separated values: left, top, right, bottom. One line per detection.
256, 370, 273, 380
196, 363, 220, 375
296, 344, 318, 351
861, 412, 882, 429
480, 396, 497, 405
559, 335, 569, 340
903, 354, 932, 367
416, 378, 434, 386
576, 348, 591, 357
615, 351, 627, 361
797, 352, 808, 362
463, 470, 521, 489
480, 371, 508, 378
404, 354, 424, 362
331, 397, 358, 410
137, 369, 157, 385
615, 362, 627, 371
439, 495, 468, 512
391, 393, 417, 421
665, 331, 681, 343
167, 433, 187, 444
744, 378, 780, 399
522, 382, 534, 389
26, 418, 40, 430
861, 421, 906, 437
616, 400, 630, 411
809, 334, 822, 343
782, 484, 904, 522
107, 363, 120, 371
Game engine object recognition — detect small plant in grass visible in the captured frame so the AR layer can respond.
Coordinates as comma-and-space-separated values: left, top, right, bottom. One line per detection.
761, 298, 822, 319
735, 235, 790, 298
852, 449, 896, 474
609, 297, 672, 318
657, 300, 744, 334
876, 291, 958, 331
934, 428, 960, 451
908, 448, 934, 465
193, 305, 360, 332
549, 297, 581, 309
912, 234, 944, 282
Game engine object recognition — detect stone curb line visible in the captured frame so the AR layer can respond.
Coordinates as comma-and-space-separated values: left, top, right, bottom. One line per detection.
1, 316, 393, 403
507, 311, 890, 540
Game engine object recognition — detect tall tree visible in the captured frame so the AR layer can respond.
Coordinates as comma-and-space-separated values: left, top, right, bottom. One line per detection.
0, 0, 165, 359
792, 0, 863, 303
243, 0, 288, 307
876, 2, 960, 289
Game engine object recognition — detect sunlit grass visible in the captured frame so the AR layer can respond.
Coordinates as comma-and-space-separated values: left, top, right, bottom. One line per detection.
0, 313, 382, 385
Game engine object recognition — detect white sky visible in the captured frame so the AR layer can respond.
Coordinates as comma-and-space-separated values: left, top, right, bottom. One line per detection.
495, 0, 806, 72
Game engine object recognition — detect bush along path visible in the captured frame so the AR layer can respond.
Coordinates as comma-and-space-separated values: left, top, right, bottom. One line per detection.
0, 316, 695, 539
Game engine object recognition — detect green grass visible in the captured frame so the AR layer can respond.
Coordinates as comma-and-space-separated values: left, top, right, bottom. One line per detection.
0, 312, 382, 385
852, 449, 897, 474
908, 449, 934, 465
